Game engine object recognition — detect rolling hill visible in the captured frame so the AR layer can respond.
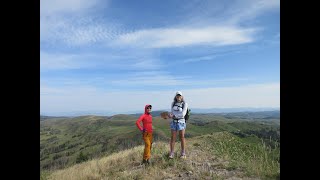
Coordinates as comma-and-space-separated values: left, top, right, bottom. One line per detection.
40, 111, 280, 179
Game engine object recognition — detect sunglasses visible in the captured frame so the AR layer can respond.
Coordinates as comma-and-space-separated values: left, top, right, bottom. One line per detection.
147, 105, 152, 109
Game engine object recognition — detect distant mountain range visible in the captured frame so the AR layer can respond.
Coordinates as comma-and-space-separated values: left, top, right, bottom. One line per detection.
189, 107, 279, 113
41, 107, 279, 117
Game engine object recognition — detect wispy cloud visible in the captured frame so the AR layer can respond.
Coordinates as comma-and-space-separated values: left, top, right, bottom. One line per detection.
40, 86, 66, 95
40, 16, 122, 46
40, 51, 109, 70
183, 82, 280, 108
109, 70, 250, 87
41, 82, 279, 114
40, 51, 85, 70
42, 71, 186, 87
114, 26, 257, 48
40, 0, 119, 46
171, 0, 279, 29
182, 49, 241, 63
217, 0, 280, 25
40, 0, 278, 47
183, 55, 219, 63
40, 50, 165, 71
61, 21, 120, 46
41, 70, 251, 90
40, 0, 101, 16
110, 73, 186, 86
130, 59, 166, 70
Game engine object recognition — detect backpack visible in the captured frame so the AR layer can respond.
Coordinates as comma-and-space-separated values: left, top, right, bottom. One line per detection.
172, 102, 191, 122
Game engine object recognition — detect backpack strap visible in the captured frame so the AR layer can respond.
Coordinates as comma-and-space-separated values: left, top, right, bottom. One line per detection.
172, 101, 184, 108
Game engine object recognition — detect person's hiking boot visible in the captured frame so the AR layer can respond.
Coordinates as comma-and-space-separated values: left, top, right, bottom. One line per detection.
169, 153, 174, 159
142, 159, 147, 164
180, 154, 186, 159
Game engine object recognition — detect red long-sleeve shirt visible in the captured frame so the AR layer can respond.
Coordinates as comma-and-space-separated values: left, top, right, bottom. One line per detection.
136, 104, 153, 133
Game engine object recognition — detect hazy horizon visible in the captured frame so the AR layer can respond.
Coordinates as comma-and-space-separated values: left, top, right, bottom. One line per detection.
41, 106, 280, 117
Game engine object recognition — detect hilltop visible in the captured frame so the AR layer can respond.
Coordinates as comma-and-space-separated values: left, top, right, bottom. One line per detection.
43, 132, 279, 180
40, 112, 280, 179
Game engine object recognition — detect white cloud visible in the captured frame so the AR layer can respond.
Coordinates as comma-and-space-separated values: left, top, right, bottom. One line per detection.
40, 16, 121, 46
41, 69, 251, 90
172, 0, 279, 29
226, 0, 280, 24
40, 82, 280, 114
40, 51, 80, 70
40, 50, 165, 71
183, 54, 219, 63
111, 74, 186, 86
181, 49, 242, 63
114, 26, 257, 48
40, 0, 278, 47
40, 0, 100, 16
40, 86, 66, 95
183, 83, 280, 108
62, 22, 119, 46
129, 58, 166, 70
109, 71, 250, 87
40, 0, 118, 46
40, 51, 98, 70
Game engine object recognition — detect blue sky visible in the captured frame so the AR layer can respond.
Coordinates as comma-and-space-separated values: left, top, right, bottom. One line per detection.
40, 0, 280, 115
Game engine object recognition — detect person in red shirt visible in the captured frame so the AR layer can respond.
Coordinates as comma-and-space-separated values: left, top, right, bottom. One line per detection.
136, 104, 153, 164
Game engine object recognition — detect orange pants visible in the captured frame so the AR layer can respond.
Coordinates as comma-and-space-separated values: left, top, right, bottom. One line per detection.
142, 132, 153, 160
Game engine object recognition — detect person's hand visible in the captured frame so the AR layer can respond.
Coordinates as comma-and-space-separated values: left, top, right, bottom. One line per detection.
168, 113, 173, 118
141, 128, 146, 133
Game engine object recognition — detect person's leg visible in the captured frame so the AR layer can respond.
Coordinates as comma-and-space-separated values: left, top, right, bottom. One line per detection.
147, 133, 153, 164
170, 129, 177, 158
169, 121, 178, 158
150, 133, 153, 153
179, 129, 186, 155
143, 132, 152, 161
178, 123, 186, 158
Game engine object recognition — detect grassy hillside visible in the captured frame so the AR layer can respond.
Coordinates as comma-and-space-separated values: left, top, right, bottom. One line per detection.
42, 132, 279, 180
40, 112, 280, 177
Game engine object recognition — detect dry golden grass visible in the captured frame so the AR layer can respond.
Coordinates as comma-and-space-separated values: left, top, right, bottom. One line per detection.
47, 132, 276, 180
